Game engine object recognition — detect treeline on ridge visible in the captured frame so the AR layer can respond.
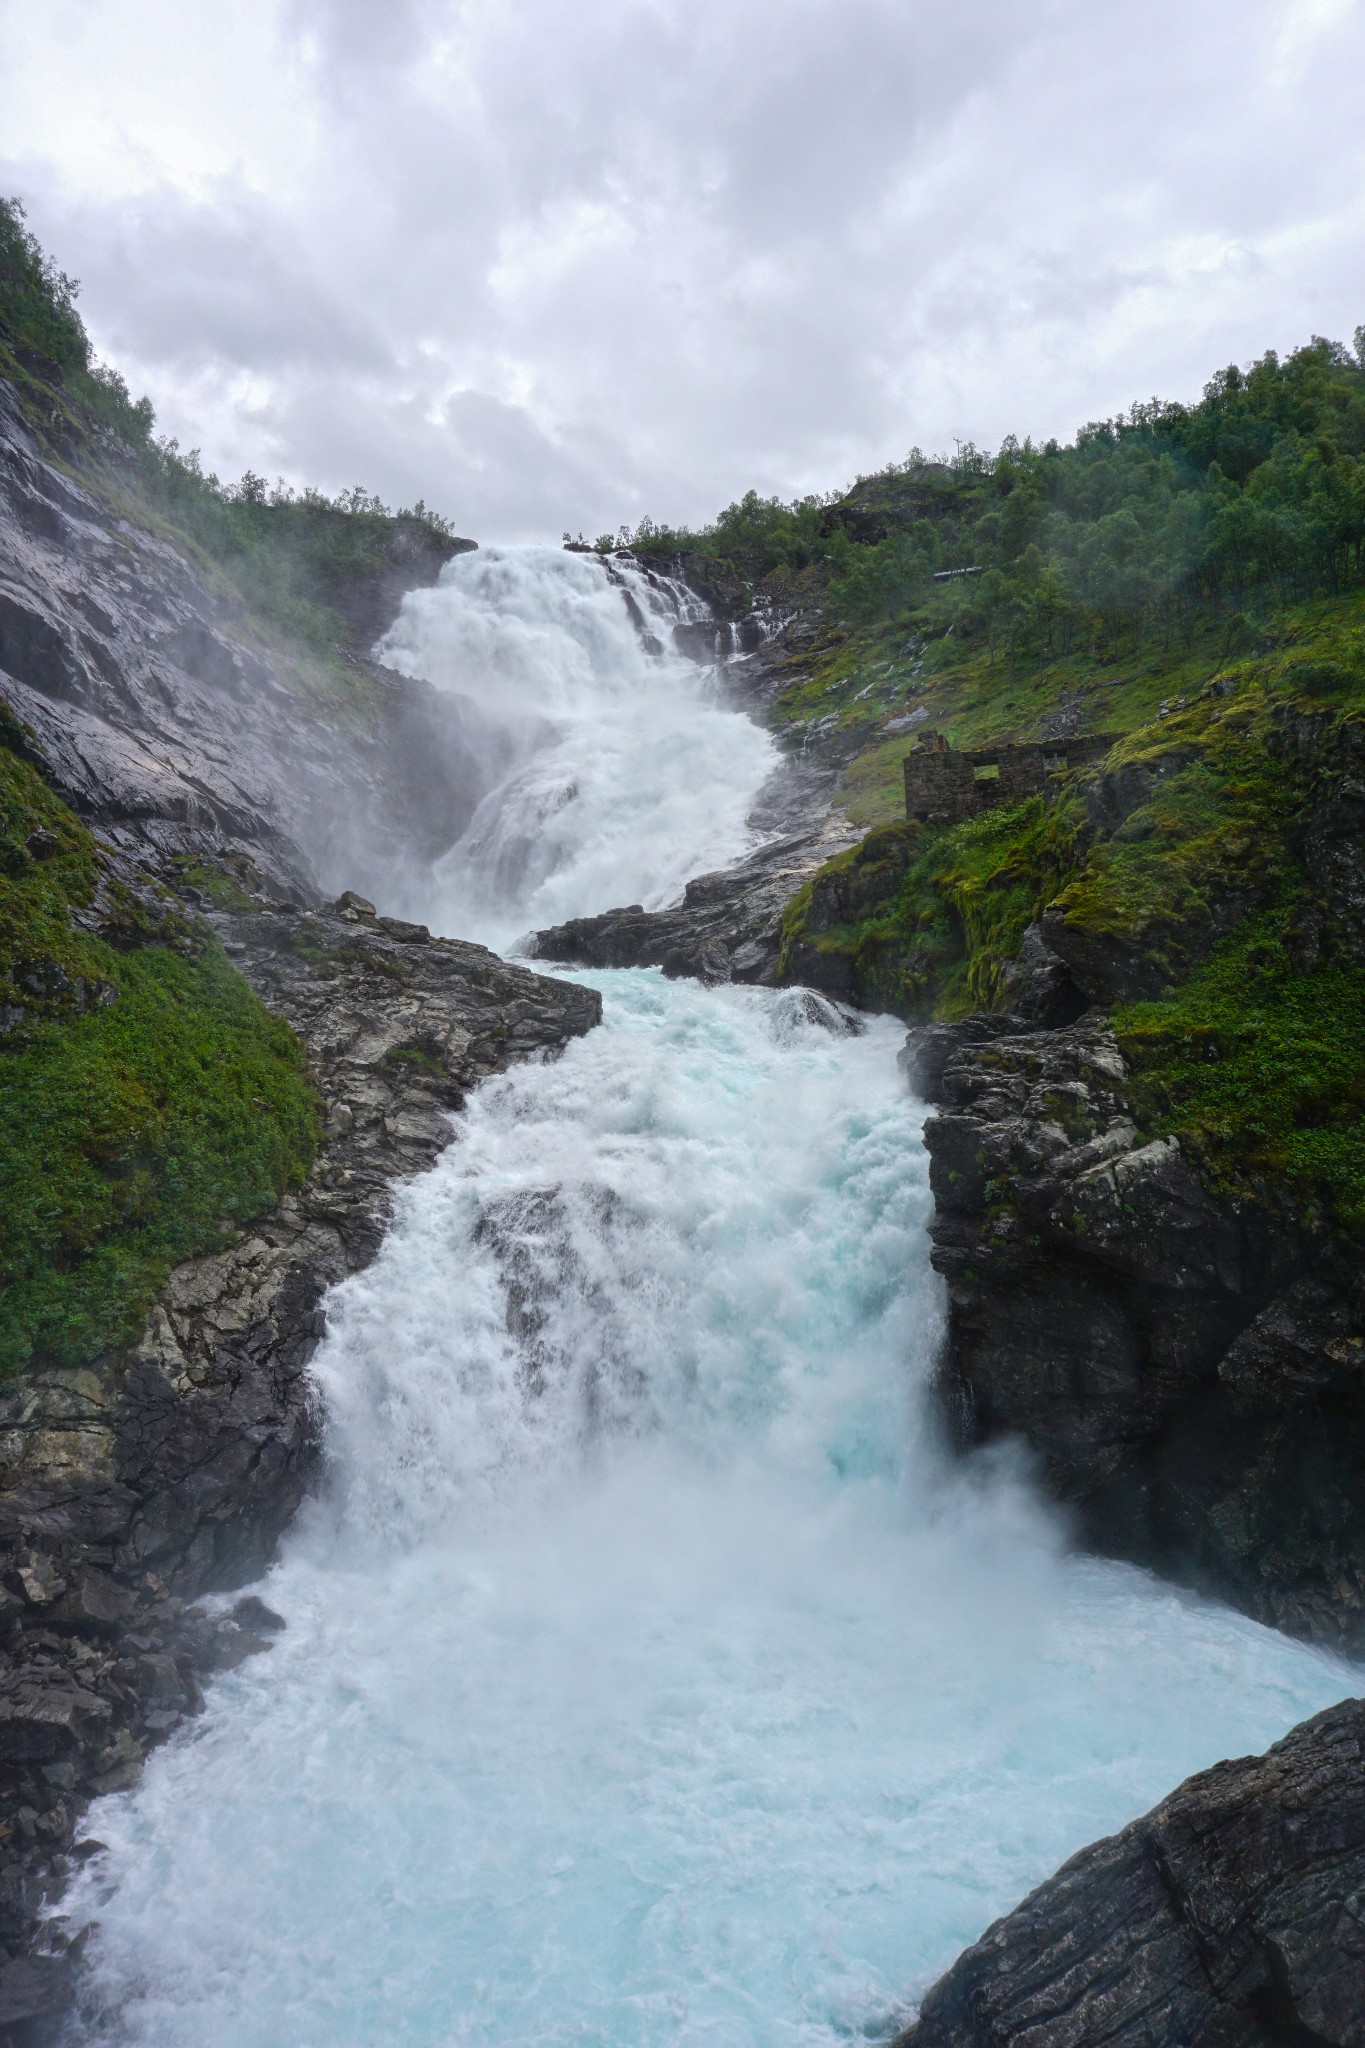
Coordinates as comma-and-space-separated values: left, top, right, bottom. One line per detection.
595, 324, 1365, 669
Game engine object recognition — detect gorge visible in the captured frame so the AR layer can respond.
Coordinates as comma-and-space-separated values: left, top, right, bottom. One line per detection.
2, 202, 1364, 2044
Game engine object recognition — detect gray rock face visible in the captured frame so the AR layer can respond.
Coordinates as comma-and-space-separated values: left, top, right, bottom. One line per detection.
915, 1016, 1365, 1650
895, 1696, 1365, 2048
0, 378, 486, 902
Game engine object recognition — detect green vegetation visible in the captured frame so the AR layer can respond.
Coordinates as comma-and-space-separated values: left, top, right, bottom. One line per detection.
607, 323, 1365, 1234
620, 328, 1365, 657
1117, 917, 1365, 1229
776, 610, 1365, 1228
0, 711, 319, 1380
779, 797, 1084, 1016
0, 195, 462, 670
608, 323, 1365, 833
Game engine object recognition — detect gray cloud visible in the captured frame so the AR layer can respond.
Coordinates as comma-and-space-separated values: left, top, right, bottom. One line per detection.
3, 0, 1363, 540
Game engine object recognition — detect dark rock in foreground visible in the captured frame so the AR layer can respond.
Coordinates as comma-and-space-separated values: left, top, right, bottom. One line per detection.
895, 1696, 1365, 2048
912, 1012, 1365, 1652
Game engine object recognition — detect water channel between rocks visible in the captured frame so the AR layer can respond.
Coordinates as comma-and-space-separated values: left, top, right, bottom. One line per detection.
66, 549, 1350, 2047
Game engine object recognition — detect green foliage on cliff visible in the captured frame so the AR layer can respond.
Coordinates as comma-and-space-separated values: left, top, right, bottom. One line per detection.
778, 797, 1084, 1017
0, 196, 464, 668
780, 613, 1365, 1227
0, 713, 319, 1378
618, 320, 1365, 847
1116, 918, 1365, 1229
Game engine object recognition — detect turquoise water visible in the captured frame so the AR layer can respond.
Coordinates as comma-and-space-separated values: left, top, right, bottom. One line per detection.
69, 971, 1349, 2046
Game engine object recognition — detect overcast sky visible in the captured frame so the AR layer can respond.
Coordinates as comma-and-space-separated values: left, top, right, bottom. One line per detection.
2, 0, 1363, 541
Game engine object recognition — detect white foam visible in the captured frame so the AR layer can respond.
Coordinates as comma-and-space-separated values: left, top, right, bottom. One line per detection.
377, 547, 777, 947
69, 973, 1348, 2047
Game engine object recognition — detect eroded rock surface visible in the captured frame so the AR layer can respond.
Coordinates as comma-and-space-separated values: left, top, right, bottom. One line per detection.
0, 378, 485, 901
913, 1014, 1365, 1650
528, 761, 858, 985
895, 1696, 1365, 2048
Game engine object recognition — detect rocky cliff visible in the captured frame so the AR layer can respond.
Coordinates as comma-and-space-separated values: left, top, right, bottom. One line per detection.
763, 640, 1365, 1655
0, 377, 492, 907
908, 1011, 1365, 1652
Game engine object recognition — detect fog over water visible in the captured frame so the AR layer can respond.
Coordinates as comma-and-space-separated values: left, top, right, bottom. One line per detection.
67, 558, 1349, 2046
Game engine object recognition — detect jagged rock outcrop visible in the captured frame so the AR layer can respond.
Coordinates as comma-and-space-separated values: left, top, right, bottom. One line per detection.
895, 1696, 1365, 2048
911, 1014, 1365, 1650
0, 880, 599, 2007
528, 761, 858, 984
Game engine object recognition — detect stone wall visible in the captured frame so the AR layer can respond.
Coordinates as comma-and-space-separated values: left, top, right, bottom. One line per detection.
903, 730, 1117, 825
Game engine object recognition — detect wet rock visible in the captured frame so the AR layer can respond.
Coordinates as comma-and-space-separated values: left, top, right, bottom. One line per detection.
895, 1696, 1365, 2048
994, 922, 1087, 1029
915, 1016, 1365, 1649
231, 1595, 285, 1635
0, 1680, 111, 1766
769, 987, 862, 1037
529, 800, 858, 989
0, 1952, 75, 2046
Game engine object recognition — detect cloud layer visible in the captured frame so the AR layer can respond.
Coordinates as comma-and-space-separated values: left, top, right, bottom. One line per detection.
4, 0, 1364, 539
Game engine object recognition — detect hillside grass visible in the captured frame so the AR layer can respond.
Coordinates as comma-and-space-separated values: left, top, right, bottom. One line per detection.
1116, 914, 1365, 1229
0, 717, 319, 1378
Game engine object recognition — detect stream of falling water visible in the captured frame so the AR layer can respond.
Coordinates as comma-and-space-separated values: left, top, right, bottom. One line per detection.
374, 544, 777, 947
66, 553, 1349, 2046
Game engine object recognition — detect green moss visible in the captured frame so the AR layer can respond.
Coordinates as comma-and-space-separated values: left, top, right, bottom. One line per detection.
171, 855, 262, 916
780, 796, 1084, 1018
1116, 915, 1365, 1229
0, 727, 320, 1379
780, 608, 1365, 1031
385, 1043, 444, 1078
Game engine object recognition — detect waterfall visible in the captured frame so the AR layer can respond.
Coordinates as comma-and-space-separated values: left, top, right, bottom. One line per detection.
375, 546, 777, 947
65, 560, 1349, 2047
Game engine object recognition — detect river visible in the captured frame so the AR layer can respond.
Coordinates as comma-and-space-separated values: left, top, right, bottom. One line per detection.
67, 549, 1348, 2046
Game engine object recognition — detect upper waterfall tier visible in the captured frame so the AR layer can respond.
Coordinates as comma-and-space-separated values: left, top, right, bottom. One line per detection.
375, 545, 778, 945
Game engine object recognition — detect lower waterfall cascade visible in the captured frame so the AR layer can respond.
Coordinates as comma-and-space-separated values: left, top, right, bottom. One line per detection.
65, 551, 1350, 2046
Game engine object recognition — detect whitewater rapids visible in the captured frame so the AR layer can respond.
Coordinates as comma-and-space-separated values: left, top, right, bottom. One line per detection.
66, 552, 1349, 2046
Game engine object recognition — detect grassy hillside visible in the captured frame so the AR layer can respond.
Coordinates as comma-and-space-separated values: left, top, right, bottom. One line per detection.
0, 706, 319, 1378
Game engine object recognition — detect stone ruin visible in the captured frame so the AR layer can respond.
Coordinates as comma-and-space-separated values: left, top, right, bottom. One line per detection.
902, 729, 1118, 826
